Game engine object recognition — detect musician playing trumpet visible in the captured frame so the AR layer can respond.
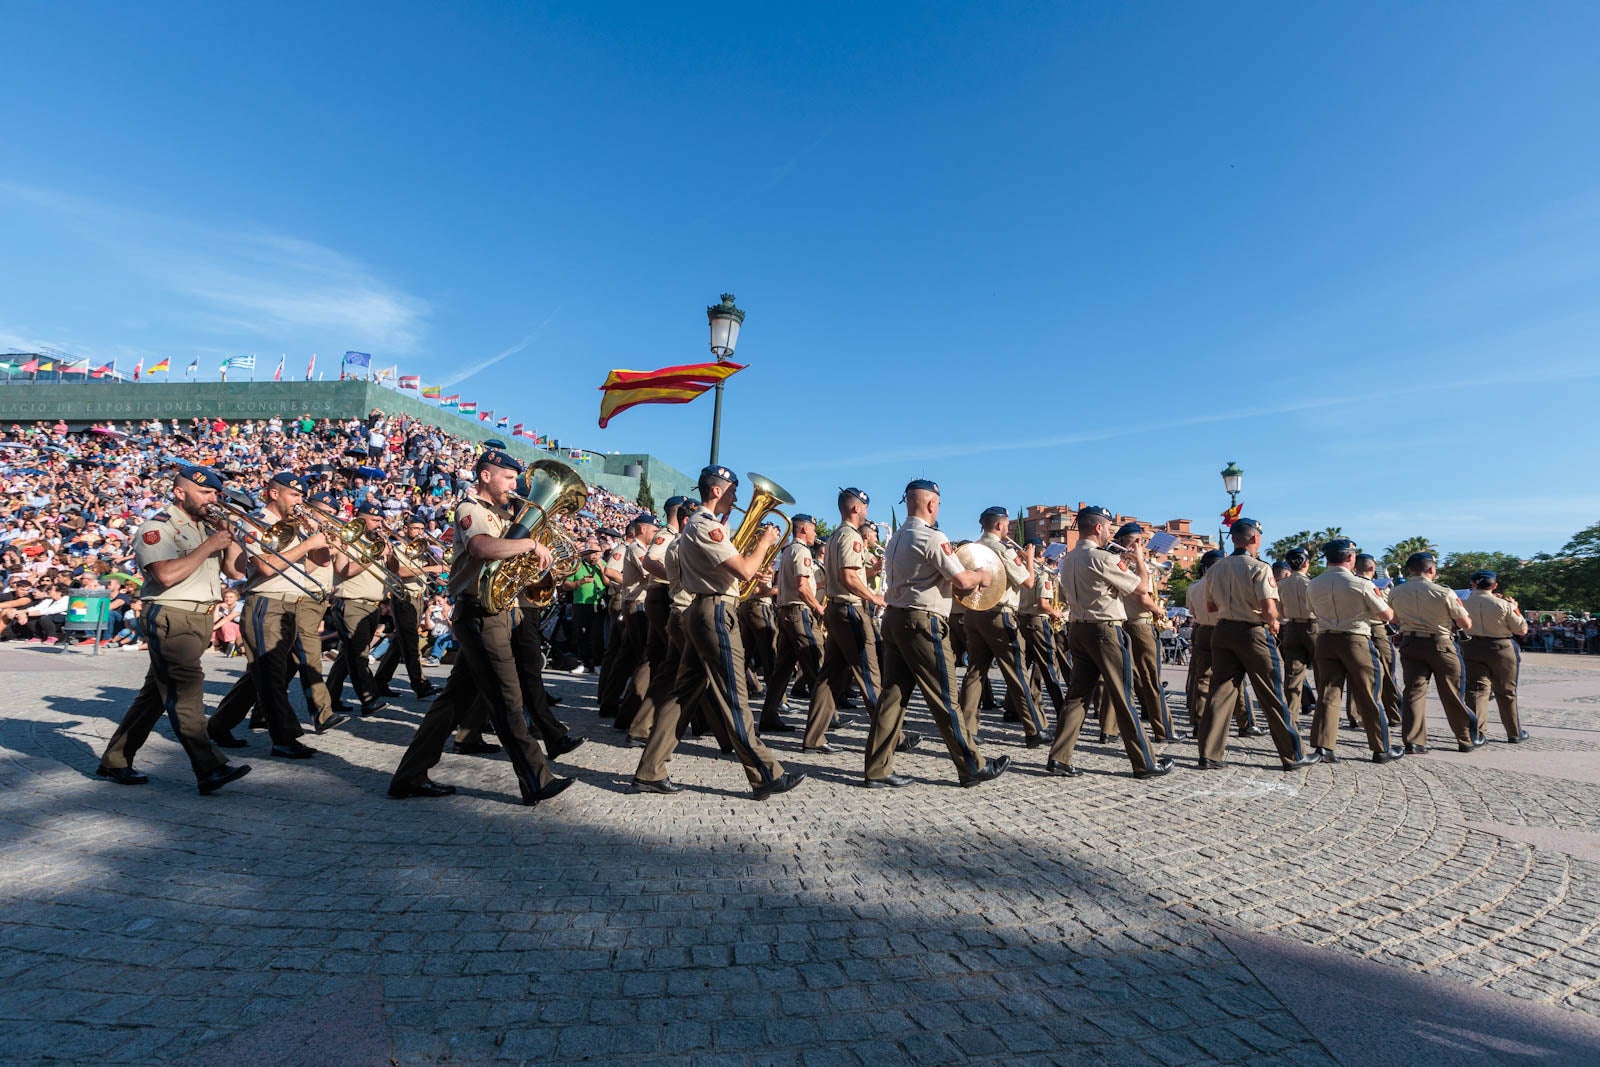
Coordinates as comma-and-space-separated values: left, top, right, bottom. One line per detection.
326, 502, 393, 717
959, 507, 1050, 748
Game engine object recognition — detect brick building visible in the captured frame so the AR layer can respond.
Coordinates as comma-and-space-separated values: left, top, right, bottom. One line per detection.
1022, 503, 1216, 587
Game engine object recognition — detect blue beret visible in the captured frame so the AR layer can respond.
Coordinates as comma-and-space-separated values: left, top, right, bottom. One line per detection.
477, 450, 524, 474
177, 464, 226, 491
1076, 505, 1113, 527
981, 506, 1009, 520
1471, 569, 1497, 583
307, 492, 337, 507
1024, 537, 1044, 548
1286, 546, 1310, 565
664, 495, 691, 511
1320, 539, 1354, 559
1199, 549, 1225, 572
840, 486, 870, 506
792, 513, 816, 526
633, 512, 659, 527
1115, 522, 1143, 538
355, 502, 382, 517
902, 478, 940, 500
482, 438, 507, 450
269, 470, 308, 490
699, 465, 738, 487
1405, 551, 1437, 572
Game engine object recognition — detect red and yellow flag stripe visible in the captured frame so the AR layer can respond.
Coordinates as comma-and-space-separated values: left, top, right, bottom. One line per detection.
598, 361, 745, 428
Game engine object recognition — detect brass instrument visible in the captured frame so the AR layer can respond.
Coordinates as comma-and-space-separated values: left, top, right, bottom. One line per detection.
202, 500, 329, 602
733, 472, 796, 601
953, 541, 1005, 612
294, 506, 410, 598
478, 460, 588, 613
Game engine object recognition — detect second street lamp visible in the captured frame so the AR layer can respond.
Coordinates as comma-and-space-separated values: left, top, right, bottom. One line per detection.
1219, 461, 1243, 547
706, 293, 745, 465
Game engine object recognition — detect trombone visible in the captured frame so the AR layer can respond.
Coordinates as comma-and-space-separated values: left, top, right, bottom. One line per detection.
295, 507, 411, 599
202, 500, 330, 603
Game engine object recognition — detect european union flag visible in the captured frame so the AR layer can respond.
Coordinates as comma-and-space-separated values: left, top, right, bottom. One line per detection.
343, 351, 372, 368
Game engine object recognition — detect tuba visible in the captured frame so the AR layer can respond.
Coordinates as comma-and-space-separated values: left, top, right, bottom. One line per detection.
478, 460, 588, 612
733, 472, 796, 601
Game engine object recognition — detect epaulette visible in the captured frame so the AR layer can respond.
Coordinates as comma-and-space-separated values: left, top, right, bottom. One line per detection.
151, 511, 172, 522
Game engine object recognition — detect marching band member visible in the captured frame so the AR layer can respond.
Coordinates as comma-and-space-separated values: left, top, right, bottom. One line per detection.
609, 513, 659, 730
758, 514, 832, 745
1276, 547, 1319, 724
325, 502, 391, 717
372, 515, 443, 699
1462, 570, 1529, 742
959, 507, 1049, 747
621, 497, 688, 744
1354, 554, 1402, 727
1112, 523, 1176, 742
816, 488, 894, 755
1389, 551, 1482, 754
1307, 539, 1402, 763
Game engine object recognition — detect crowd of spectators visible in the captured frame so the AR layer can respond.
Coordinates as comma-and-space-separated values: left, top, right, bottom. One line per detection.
0, 411, 643, 651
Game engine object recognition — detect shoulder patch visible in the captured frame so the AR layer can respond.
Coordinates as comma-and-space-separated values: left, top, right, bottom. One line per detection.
852, 541, 862, 553
799, 556, 812, 569
653, 535, 666, 545
142, 530, 161, 545
708, 527, 724, 543
941, 542, 954, 556
459, 514, 472, 530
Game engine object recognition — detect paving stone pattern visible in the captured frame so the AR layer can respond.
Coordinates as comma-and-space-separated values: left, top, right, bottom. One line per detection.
2, 647, 1598, 1064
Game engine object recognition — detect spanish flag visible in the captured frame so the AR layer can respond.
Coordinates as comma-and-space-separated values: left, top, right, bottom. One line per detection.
598, 360, 746, 429
1220, 503, 1243, 526
149, 358, 171, 374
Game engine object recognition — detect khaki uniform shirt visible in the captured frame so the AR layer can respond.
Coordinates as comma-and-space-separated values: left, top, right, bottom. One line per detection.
1185, 576, 1218, 626
884, 517, 967, 615
1057, 543, 1139, 623
678, 506, 740, 597
447, 493, 510, 603
977, 532, 1030, 613
825, 525, 868, 606
775, 541, 817, 608
245, 509, 327, 599
1465, 590, 1528, 638
335, 539, 387, 601
1019, 559, 1054, 615
1207, 552, 1279, 624
643, 529, 676, 590
1308, 568, 1388, 635
1390, 578, 1469, 636
1279, 573, 1316, 622
134, 508, 220, 604
620, 538, 651, 607
663, 535, 692, 611
1120, 567, 1156, 623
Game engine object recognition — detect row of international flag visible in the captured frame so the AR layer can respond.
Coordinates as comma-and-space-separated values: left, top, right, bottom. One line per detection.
389, 376, 555, 444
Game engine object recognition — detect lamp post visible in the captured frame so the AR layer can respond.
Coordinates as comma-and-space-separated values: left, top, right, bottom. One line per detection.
706, 293, 745, 466
1219, 461, 1243, 548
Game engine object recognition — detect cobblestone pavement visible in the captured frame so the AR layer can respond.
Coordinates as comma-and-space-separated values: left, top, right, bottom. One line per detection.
3, 645, 1600, 1064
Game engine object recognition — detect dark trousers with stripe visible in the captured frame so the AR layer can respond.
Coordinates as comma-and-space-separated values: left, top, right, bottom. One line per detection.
1200, 620, 1306, 764
602, 608, 648, 721
453, 603, 572, 752
659, 595, 782, 789
234, 594, 312, 745
595, 606, 628, 715
327, 597, 383, 707
374, 593, 430, 694
818, 600, 880, 746
1398, 635, 1479, 747
961, 608, 1048, 739
619, 587, 672, 737
740, 598, 778, 681
1186, 625, 1259, 737
1369, 626, 1401, 725
761, 604, 833, 732
391, 602, 554, 801
1048, 620, 1158, 772
100, 604, 228, 779
868, 607, 984, 783
1312, 632, 1392, 753
1278, 620, 1319, 721
634, 607, 732, 781
1123, 618, 1175, 741
1463, 637, 1522, 739
1018, 613, 1068, 715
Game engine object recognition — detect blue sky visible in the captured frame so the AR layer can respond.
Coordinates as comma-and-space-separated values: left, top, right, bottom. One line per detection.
3, 3, 1598, 556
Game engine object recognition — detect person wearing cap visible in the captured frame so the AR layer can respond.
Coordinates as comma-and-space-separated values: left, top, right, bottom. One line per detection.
630, 465, 802, 799
1112, 522, 1176, 743
759, 512, 834, 744
1308, 539, 1403, 763
562, 541, 607, 673
97, 465, 252, 795
1048, 506, 1171, 779
389, 450, 574, 806
1277, 547, 1319, 726
324, 502, 392, 718
1199, 517, 1317, 771
738, 559, 780, 694
1354, 554, 1402, 728
1185, 549, 1263, 740
208, 472, 339, 757
609, 512, 661, 732
1016, 538, 1069, 714
815, 488, 901, 754
866, 479, 1008, 788
619, 499, 687, 744
371, 515, 444, 699
1388, 552, 1482, 753
959, 507, 1050, 748
1462, 570, 1529, 742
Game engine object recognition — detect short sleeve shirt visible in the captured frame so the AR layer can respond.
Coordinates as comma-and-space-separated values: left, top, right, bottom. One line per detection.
620, 539, 651, 605
977, 532, 1030, 613
1278, 573, 1316, 622
1057, 543, 1140, 622
883, 517, 966, 615
825, 525, 868, 605
1308, 568, 1388, 635
1389, 578, 1469, 636
244, 509, 330, 599
663, 536, 693, 610
1207, 553, 1279, 624
643, 529, 675, 588
133, 509, 220, 603
775, 541, 816, 607
1020, 559, 1054, 614
447, 494, 510, 603
677, 507, 740, 597
1185, 576, 1217, 626
1465, 590, 1527, 638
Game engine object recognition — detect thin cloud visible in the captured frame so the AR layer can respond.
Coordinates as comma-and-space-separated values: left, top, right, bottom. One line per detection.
0, 182, 429, 354
437, 318, 553, 388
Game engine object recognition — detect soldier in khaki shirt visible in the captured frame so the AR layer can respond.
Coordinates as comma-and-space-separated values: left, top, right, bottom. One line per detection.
1112, 523, 1176, 742
1017, 538, 1070, 726
372, 515, 444, 699
608, 514, 659, 729
1049, 506, 1170, 778
1276, 548, 1319, 724
1389, 551, 1482, 752
1199, 518, 1315, 771
620, 497, 691, 743
959, 507, 1050, 747
630, 465, 801, 799
1307, 539, 1402, 762
865, 479, 1006, 788
98, 465, 251, 795
389, 451, 572, 806
1355, 555, 1402, 728
816, 488, 899, 755
1462, 570, 1529, 743
325, 502, 392, 716
759, 514, 833, 742
1183, 550, 1262, 740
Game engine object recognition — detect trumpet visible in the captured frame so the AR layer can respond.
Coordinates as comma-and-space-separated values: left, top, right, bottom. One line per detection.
733, 473, 797, 601
296, 508, 411, 599
202, 500, 330, 603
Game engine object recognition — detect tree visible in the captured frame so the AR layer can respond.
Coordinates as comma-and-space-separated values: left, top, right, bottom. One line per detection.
636, 473, 655, 514
1381, 536, 1439, 578
1437, 551, 1524, 594
1163, 561, 1193, 607
813, 518, 835, 540
1267, 530, 1314, 563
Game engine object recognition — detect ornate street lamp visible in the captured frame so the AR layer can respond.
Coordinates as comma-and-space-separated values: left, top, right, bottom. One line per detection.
706, 293, 745, 464
1219, 461, 1243, 548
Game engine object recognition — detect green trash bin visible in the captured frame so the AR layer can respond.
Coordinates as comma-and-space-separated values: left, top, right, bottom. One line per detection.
64, 588, 112, 653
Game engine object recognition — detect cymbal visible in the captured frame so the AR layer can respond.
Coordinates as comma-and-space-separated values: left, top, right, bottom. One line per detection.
954, 542, 1005, 612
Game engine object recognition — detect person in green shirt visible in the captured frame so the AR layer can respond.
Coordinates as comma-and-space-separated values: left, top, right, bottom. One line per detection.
564, 544, 607, 672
